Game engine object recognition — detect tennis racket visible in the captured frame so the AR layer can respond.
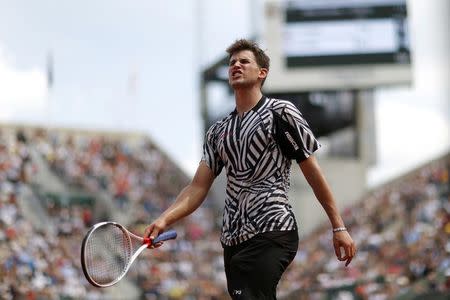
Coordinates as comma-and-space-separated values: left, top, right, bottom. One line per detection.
80, 221, 177, 288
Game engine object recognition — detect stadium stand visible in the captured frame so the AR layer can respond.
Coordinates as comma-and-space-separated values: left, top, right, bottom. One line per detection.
280, 155, 449, 300
0, 128, 115, 299
0, 126, 229, 299
1, 125, 448, 300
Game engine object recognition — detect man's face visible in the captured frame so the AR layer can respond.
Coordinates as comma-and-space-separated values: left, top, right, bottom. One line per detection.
228, 50, 267, 89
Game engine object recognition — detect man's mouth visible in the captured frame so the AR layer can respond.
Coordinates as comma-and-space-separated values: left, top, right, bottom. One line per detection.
231, 70, 242, 78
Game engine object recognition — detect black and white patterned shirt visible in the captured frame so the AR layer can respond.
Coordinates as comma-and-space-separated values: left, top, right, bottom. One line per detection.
202, 96, 320, 246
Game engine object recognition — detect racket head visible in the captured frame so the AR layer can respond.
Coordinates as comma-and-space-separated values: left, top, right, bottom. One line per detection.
80, 222, 135, 287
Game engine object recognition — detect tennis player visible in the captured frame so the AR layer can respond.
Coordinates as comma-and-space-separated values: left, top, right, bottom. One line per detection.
145, 39, 356, 299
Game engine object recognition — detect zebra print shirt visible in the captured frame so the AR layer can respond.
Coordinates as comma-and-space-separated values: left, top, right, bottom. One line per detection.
202, 96, 321, 246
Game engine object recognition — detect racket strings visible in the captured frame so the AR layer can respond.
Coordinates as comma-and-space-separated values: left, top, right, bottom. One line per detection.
84, 224, 133, 285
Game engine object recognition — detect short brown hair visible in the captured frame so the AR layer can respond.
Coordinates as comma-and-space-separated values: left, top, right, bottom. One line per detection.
226, 39, 270, 86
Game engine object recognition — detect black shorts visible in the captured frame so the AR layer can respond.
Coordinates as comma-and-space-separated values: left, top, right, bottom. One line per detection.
223, 230, 299, 300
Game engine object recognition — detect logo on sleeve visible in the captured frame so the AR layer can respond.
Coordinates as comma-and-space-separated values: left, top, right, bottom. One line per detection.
284, 131, 299, 151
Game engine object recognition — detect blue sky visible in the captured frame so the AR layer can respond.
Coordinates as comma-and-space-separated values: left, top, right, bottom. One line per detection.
0, 0, 448, 187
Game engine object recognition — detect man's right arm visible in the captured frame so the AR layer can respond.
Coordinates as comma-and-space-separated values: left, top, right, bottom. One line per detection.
144, 161, 215, 240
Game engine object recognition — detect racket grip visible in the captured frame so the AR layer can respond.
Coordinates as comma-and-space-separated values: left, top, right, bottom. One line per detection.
153, 230, 177, 244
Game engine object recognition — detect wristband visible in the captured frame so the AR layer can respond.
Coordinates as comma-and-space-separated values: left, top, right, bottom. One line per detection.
332, 227, 347, 233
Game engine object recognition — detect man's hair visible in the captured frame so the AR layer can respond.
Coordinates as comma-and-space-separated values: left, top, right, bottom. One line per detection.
226, 39, 270, 86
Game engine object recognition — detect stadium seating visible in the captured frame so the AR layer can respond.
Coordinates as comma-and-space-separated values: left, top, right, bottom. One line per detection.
1, 126, 448, 299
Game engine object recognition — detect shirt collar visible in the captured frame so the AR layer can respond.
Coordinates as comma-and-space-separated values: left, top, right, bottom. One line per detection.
232, 95, 267, 115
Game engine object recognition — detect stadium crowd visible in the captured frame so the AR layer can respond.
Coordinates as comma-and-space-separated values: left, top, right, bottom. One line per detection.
1, 126, 448, 300
1, 128, 229, 299
0, 129, 109, 299
32, 129, 186, 218
280, 158, 450, 299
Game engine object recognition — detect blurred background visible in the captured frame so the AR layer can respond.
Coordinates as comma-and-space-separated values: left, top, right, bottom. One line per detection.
0, 0, 448, 299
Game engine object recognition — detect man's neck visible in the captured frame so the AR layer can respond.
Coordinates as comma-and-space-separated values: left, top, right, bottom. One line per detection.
234, 88, 263, 116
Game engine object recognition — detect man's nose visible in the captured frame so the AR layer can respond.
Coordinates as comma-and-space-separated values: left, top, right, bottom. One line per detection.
231, 64, 241, 72
231, 61, 241, 68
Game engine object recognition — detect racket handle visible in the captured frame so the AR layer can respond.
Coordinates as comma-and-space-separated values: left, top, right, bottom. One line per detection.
153, 230, 177, 244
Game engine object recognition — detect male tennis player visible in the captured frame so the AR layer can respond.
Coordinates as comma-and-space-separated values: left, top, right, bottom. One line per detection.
145, 39, 356, 299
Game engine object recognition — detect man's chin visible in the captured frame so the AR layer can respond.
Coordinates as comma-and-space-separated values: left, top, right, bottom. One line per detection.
230, 81, 251, 89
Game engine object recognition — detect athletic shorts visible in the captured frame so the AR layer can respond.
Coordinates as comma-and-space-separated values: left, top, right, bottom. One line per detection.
222, 230, 299, 300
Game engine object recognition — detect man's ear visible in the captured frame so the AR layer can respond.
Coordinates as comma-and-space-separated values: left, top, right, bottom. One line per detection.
258, 68, 268, 80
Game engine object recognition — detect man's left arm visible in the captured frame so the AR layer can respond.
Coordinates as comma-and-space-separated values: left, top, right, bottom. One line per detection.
299, 155, 357, 267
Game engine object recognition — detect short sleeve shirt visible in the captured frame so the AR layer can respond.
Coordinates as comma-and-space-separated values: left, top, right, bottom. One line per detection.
202, 96, 321, 246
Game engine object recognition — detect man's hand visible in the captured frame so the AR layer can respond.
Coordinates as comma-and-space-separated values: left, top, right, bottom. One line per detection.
144, 218, 168, 248
333, 231, 356, 267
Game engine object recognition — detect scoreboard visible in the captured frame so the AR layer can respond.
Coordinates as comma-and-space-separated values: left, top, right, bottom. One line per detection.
263, 0, 412, 91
